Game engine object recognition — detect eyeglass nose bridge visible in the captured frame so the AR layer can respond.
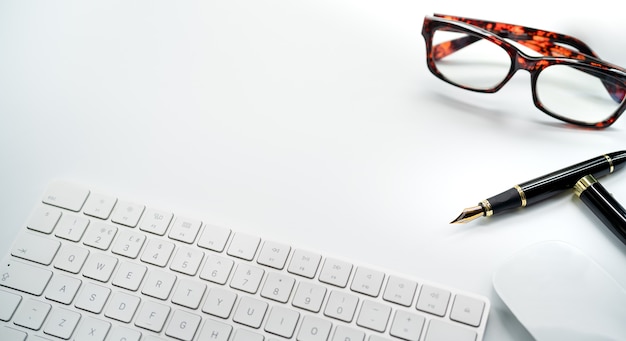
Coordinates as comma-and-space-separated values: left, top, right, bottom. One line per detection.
511, 53, 551, 74
507, 53, 554, 110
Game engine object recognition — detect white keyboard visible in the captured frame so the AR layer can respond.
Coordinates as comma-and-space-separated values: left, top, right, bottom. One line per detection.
0, 181, 490, 341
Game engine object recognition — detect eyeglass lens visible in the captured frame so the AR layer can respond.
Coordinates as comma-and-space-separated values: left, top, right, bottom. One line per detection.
536, 66, 623, 124
432, 30, 511, 90
431, 27, 626, 125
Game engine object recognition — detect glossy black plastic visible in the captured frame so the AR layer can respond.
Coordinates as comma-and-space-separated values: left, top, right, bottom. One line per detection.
579, 181, 626, 246
485, 151, 626, 216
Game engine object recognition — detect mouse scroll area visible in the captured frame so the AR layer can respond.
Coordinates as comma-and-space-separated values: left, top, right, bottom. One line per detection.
492, 241, 626, 341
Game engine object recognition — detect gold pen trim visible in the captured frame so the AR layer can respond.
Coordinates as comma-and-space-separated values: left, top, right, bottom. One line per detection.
514, 185, 527, 207
481, 199, 493, 216
604, 154, 615, 173
574, 175, 596, 197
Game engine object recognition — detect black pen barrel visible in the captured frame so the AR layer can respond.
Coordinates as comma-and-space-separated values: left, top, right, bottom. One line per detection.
520, 155, 615, 205
485, 151, 626, 216
575, 175, 626, 246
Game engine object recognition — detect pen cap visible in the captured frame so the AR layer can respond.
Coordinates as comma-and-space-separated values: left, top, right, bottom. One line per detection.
574, 175, 626, 245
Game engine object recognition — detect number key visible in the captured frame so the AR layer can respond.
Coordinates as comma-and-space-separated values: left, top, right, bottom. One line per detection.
199, 255, 234, 285
140, 239, 175, 267
83, 221, 117, 250
54, 214, 89, 242
260, 272, 295, 303
170, 246, 204, 276
230, 263, 264, 294
111, 230, 146, 259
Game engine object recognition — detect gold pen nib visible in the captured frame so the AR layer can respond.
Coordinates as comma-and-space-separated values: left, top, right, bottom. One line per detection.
450, 205, 485, 224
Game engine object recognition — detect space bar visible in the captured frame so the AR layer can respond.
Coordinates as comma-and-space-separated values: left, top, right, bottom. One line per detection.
0, 260, 52, 296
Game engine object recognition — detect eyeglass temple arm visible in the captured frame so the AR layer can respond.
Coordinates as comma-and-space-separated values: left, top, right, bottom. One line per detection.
434, 14, 600, 58
432, 36, 581, 60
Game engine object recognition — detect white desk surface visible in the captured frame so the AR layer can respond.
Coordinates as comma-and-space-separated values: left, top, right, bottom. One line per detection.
1, 1, 625, 340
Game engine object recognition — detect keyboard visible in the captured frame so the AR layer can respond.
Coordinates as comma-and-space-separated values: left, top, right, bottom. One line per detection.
0, 181, 490, 341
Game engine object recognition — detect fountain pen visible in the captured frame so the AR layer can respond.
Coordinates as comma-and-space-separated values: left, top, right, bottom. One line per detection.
451, 151, 626, 224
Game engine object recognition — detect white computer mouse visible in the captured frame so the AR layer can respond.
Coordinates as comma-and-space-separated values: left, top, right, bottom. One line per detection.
493, 240, 626, 341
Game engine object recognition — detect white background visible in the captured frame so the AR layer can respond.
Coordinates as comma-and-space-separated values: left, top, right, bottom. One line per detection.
1, 1, 625, 340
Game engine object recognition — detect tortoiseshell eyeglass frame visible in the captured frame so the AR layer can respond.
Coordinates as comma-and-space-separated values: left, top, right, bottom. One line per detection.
421, 14, 626, 128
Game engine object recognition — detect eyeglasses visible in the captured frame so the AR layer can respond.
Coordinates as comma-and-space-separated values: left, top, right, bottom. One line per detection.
421, 14, 626, 128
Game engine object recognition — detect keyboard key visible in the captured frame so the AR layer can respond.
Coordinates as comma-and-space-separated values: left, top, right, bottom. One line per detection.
357, 300, 391, 332
332, 325, 365, 341
233, 328, 264, 341
10, 232, 60, 265
135, 300, 170, 332
106, 326, 142, 341
73, 316, 110, 341
26, 206, 62, 234
0, 260, 52, 295
369, 336, 394, 341
111, 200, 145, 228
199, 255, 233, 285
54, 213, 89, 242
0, 326, 27, 340
260, 272, 295, 303
416, 285, 451, 317
54, 244, 89, 274
390, 310, 425, 341
230, 263, 264, 294
351, 266, 385, 297
171, 278, 206, 309
43, 307, 81, 339
144, 336, 167, 341
257, 240, 290, 269
324, 290, 359, 323
424, 319, 477, 341
287, 249, 321, 278
137, 208, 171, 234
112, 261, 147, 291
42, 181, 89, 212
197, 224, 231, 252
0, 290, 22, 321
383, 276, 417, 307
83, 221, 117, 250
82, 253, 118, 282
142, 270, 177, 300
111, 229, 146, 259
165, 309, 201, 341
170, 246, 204, 276
297, 315, 332, 341
44, 273, 82, 304
319, 257, 353, 288
141, 239, 175, 267
105, 291, 141, 323
201, 287, 237, 319
82, 192, 117, 219
227, 233, 260, 261
74, 283, 110, 314
232, 296, 267, 328
13, 298, 51, 330
264, 306, 300, 338
197, 319, 232, 341
168, 216, 202, 244
450, 294, 486, 327
292, 282, 327, 313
